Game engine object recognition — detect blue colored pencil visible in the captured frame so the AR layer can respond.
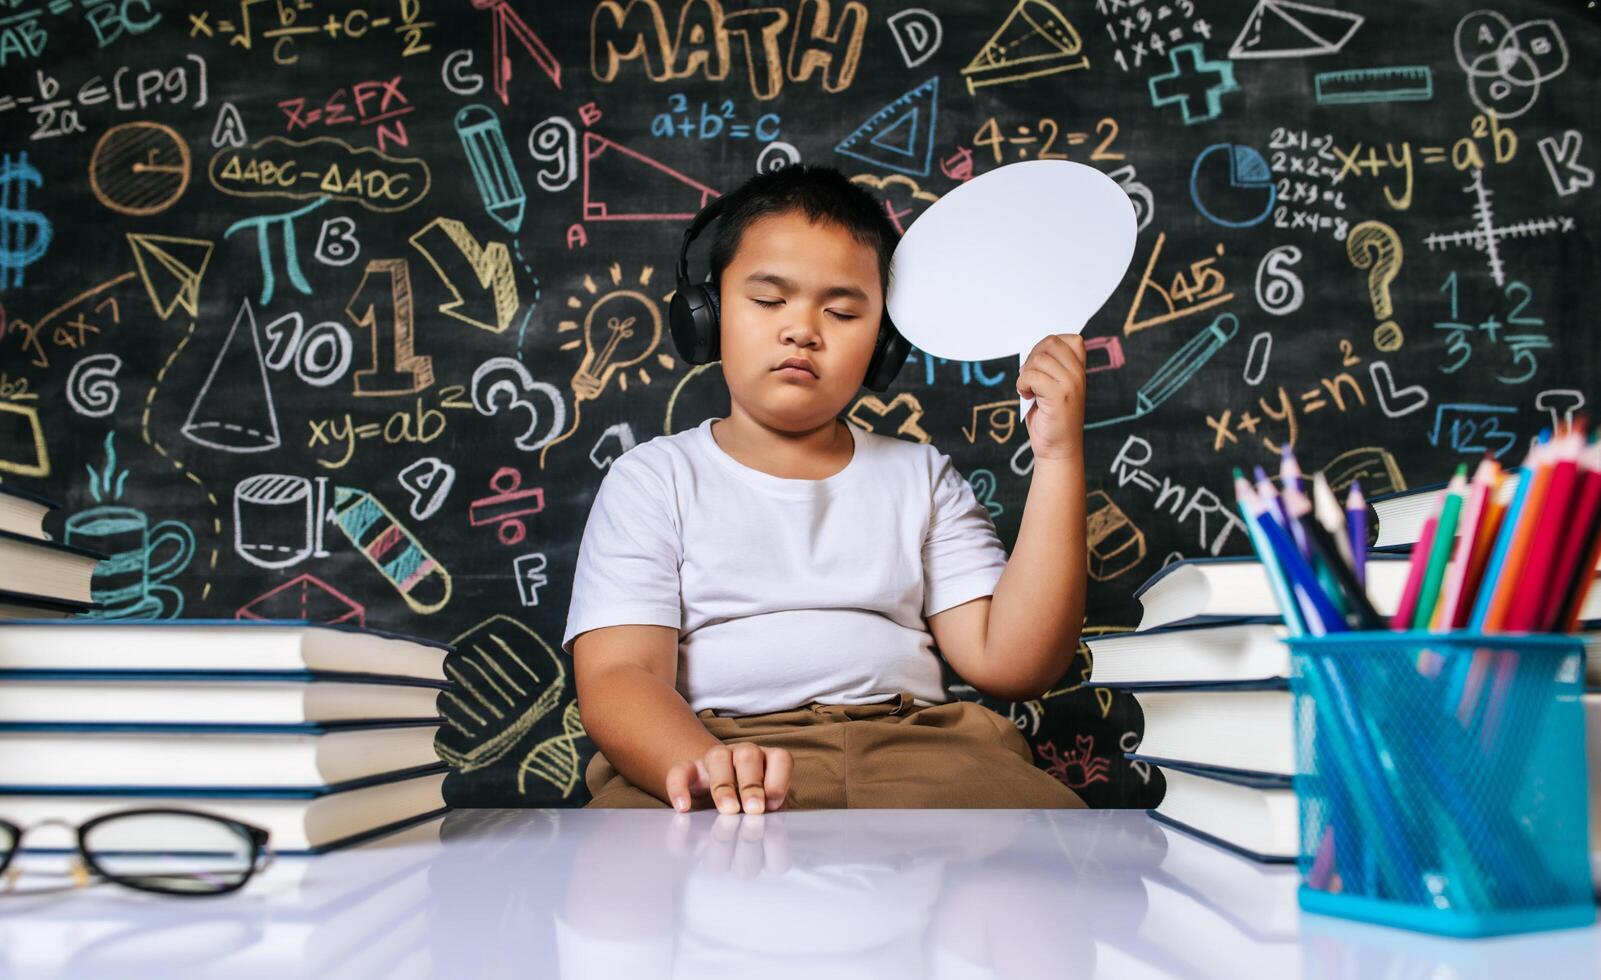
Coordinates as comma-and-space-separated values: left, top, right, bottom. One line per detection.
1238, 477, 1348, 635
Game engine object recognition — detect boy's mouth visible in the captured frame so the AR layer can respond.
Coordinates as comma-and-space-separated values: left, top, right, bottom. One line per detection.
773, 357, 818, 378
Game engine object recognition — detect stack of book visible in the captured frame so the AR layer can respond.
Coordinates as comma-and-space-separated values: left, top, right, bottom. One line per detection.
1095, 548, 1601, 865
0, 620, 455, 854
0, 486, 101, 619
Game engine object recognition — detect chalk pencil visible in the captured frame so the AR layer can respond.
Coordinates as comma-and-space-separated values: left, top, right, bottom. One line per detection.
1411, 465, 1467, 631
1505, 429, 1583, 631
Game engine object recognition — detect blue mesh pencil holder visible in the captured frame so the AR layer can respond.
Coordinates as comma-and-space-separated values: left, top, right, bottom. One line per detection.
1287, 631, 1594, 938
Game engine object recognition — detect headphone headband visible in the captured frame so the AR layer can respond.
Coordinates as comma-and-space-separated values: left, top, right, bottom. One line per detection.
676, 194, 729, 290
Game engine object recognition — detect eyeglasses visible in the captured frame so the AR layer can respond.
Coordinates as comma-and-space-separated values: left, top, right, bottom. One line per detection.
0, 808, 274, 897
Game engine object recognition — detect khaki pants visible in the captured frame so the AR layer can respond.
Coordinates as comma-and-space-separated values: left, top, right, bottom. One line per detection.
584, 691, 1086, 809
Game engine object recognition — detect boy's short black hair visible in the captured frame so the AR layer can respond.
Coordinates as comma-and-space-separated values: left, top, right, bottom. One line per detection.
708, 164, 900, 302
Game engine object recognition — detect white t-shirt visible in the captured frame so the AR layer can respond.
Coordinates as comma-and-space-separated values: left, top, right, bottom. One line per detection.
561, 416, 1011, 716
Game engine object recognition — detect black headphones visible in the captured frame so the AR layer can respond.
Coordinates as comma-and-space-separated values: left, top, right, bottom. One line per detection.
668, 193, 912, 392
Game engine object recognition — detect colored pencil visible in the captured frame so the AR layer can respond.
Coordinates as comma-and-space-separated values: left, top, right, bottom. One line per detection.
1281, 446, 1312, 562
1481, 435, 1556, 631
1433, 458, 1496, 631
1313, 472, 1359, 582
1467, 438, 1544, 632
1238, 477, 1347, 635
1233, 469, 1305, 636
1556, 440, 1601, 632
1452, 461, 1506, 630
1392, 510, 1439, 631
1257, 472, 1343, 624
1286, 477, 1385, 630
1412, 465, 1467, 631
1504, 430, 1583, 631
1345, 481, 1368, 586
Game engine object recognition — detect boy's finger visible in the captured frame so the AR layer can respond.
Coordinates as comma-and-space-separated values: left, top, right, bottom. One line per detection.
703, 747, 741, 815
664, 762, 694, 812
762, 746, 793, 810
730, 742, 767, 814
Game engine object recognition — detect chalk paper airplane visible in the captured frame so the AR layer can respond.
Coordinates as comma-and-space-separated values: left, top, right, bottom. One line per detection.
128, 233, 214, 320
961, 0, 1088, 93
1228, 0, 1363, 59
835, 77, 939, 178
581, 132, 718, 221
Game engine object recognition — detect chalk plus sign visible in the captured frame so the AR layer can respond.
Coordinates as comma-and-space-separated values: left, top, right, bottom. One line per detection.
1149, 44, 1239, 125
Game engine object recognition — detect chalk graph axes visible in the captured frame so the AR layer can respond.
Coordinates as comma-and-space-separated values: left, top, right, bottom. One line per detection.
1423, 167, 1576, 287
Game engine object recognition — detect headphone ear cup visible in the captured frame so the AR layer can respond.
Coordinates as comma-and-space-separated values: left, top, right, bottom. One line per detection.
668, 282, 721, 364
704, 282, 721, 354
862, 319, 912, 392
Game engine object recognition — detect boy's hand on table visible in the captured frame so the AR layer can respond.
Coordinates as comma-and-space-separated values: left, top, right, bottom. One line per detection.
1017, 333, 1086, 462
666, 742, 792, 814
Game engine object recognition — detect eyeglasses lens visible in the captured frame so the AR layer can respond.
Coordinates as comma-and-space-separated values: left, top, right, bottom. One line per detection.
82, 813, 255, 895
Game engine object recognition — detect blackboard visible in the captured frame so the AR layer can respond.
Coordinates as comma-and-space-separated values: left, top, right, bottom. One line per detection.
1, 0, 1597, 810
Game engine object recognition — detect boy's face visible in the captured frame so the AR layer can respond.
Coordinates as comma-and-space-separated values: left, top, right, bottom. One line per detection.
717, 210, 884, 430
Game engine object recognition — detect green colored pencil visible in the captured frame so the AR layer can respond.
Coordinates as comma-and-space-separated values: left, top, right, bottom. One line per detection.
1411, 465, 1469, 631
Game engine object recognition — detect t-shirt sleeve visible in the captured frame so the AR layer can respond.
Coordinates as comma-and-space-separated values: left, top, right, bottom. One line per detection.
922, 451, 1010, 618
561, 457, 682, 656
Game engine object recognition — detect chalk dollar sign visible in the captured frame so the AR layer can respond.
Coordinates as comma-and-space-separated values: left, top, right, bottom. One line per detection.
0, 152, 52, 289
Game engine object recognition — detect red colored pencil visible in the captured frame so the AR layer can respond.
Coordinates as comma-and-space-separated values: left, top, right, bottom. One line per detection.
1504, 430, 1584, 631
1540, 439, 1601, 631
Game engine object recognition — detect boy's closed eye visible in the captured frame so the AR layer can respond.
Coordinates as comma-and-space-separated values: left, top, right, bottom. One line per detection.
748, 297, 859, 321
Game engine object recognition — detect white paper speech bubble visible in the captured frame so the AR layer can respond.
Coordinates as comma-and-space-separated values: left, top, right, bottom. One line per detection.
885, 160, 1138, 421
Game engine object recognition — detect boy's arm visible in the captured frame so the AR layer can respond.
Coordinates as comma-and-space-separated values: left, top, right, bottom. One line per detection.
983, 454, 1087, 698
574, 624, 721, 806
931, 335, 1087, 702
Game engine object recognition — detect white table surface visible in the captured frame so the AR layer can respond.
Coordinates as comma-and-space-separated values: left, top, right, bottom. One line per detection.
1, 808, 1596, 979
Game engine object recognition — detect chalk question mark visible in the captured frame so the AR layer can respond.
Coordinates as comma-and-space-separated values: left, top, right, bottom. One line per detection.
1346, 220, 1404, 352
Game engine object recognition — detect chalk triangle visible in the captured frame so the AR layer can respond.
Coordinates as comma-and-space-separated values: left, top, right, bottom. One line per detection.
581, 132, 719, 221
961, 0, 1089, 92
835, 77, 939, 177
128, 234, 213, 320
1229, 0, 1363, 59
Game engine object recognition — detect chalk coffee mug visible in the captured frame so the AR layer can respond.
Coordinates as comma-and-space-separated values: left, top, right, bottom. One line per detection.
64, 506, 194, 619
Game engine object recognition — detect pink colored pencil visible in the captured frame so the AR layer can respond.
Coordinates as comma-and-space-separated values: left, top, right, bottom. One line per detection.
1434, 457, 1496, 630
1392, 510, 1440, 630
1451, 461, 1506, 629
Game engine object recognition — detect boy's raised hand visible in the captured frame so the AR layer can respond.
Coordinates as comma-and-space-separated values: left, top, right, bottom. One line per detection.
666, 742, 792, 814
1017, 333, 1087, 462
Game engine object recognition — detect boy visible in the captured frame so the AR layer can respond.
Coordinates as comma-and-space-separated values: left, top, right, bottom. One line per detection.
564, 164, 1088, 813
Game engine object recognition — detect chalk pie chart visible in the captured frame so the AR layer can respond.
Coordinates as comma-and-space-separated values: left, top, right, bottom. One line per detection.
885, 159, 1138, 363
1189, 143, 1277, 228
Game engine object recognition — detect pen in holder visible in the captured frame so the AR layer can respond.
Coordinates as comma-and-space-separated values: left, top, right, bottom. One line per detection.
1288, 630, 1593, 938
